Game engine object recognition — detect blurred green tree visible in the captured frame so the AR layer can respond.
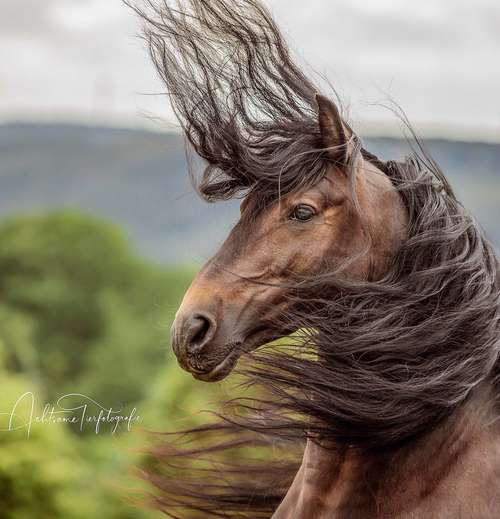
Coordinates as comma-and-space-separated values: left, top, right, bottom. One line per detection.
0, 211, 193, 413
0, 210, 204, 518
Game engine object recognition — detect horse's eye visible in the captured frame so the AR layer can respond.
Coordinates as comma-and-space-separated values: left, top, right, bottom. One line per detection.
289, 204, 316, 222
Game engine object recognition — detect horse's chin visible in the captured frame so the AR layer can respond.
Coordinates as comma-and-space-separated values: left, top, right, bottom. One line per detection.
191, 329, 282, 383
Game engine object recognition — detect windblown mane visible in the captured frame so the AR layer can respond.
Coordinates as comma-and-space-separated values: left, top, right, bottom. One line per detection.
129, 1, 500, 517
127, 0, 333, 203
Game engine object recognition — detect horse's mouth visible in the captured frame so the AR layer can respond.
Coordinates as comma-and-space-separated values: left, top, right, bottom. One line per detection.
192, 350, 240, 382
191, 328, 280, 382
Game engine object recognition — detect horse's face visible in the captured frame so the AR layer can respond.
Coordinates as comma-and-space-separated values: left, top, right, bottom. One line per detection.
170, 97, 407, 381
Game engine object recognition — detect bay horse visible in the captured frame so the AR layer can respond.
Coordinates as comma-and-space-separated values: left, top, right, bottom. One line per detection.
129, 0, 500, 517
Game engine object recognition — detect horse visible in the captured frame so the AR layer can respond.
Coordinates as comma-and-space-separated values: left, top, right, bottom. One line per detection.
129, 0, 500, 517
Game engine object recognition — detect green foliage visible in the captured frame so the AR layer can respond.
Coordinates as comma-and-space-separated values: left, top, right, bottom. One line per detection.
0, 374, 99, 519
0, 211, 193, 405
0, 211, 205, 518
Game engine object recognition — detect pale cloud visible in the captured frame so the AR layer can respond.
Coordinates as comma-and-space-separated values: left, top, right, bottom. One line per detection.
0, 0, 499, 140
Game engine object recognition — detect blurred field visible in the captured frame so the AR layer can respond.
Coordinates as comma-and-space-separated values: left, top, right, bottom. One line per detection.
0, 124, 498, 517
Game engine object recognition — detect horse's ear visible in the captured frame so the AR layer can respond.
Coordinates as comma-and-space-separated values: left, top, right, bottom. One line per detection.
316, 93, 353, 165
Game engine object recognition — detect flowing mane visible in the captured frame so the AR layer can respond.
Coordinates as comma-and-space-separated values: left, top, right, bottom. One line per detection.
127, 0, 346, 202
128, 1, 500, 517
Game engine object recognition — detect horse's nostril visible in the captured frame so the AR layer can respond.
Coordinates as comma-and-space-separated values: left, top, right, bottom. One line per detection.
190, 316, 210, 344
184, 312, 215, 353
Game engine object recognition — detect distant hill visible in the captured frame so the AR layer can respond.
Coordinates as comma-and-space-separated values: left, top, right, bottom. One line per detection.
0, 123, 498, 263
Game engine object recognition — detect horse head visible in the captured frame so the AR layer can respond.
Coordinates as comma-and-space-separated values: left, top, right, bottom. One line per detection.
171, 95, 407, 381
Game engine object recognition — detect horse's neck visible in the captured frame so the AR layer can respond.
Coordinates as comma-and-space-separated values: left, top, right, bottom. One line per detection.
273, 397, 500, 518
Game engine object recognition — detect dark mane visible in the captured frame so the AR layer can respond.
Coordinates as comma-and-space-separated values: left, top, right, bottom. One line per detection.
127, 0, 338, 203
128, 1, 500, 517
240, 153, 500, 448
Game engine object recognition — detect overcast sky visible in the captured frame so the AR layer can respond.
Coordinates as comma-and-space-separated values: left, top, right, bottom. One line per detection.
1, 0, 499, 140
